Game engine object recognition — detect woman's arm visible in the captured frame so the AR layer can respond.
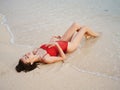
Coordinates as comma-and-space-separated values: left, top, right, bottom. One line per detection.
43, 56, 64, 64
55, 42, 66, 59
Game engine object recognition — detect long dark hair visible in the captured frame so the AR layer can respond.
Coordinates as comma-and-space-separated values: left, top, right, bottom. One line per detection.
15, 60, 38, 72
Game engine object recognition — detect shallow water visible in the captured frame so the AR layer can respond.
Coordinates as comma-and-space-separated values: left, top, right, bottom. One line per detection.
0, 0, 120, 81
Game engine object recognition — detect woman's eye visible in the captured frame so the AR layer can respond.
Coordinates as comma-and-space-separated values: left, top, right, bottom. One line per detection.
25, 56, 28, 59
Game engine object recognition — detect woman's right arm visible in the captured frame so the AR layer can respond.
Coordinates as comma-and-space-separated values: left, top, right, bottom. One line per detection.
55, 42, 66, 59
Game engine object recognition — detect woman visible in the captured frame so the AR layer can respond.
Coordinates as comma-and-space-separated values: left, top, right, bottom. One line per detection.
16, 22, 99, 72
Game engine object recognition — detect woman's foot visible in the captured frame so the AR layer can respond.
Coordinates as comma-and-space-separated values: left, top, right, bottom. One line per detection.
85, 32, 99, 39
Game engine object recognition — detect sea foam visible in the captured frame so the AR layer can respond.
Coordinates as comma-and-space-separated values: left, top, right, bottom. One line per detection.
0, 13, 32, 48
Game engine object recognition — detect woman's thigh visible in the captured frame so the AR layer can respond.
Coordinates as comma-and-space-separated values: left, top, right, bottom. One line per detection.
67, 42, 77, 53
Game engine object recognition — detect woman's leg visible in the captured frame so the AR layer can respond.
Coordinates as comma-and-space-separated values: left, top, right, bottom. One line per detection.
67, 26, 98, 52
61, 22, 81, 41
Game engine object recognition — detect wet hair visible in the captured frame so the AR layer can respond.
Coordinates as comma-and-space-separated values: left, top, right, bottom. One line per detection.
15, 60, 38, 72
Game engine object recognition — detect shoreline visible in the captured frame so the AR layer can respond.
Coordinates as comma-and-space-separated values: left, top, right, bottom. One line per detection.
0, 14, 32, 49
0, 14, 14, 44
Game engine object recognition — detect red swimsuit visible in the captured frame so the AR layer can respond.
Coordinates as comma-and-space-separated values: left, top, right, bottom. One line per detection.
40, 41, 68, 56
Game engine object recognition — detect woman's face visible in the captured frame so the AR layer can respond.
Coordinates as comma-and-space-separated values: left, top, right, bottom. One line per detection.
20, 52, 35, 64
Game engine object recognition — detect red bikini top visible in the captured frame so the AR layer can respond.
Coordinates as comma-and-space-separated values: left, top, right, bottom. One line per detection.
40, 44, 58, 56
40, 41, 68, 56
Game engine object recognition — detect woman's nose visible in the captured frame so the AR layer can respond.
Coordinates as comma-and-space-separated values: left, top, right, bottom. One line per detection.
25, 52, 31, 56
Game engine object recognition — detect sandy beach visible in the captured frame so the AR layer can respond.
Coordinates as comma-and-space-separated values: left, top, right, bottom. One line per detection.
0, 0, 120, 90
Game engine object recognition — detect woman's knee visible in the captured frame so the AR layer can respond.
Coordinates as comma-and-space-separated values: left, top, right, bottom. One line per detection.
72, 22, 81, 29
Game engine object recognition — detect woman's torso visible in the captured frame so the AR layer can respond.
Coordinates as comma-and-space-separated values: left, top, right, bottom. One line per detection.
40, 41, 68, 56
35, 41, 68, 62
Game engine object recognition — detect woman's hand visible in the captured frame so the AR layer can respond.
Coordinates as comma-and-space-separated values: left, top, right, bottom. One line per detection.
45, 41, 56, 48
50, 35, 61, 42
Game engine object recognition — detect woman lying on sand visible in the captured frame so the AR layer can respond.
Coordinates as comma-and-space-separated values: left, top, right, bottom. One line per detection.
16, 22, 99, 72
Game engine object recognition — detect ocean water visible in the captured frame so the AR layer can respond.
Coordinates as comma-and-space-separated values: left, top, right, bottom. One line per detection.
0, 0, 120, 80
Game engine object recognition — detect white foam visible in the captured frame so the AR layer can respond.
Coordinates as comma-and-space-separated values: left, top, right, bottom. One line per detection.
0, 13, 32, 49
71, 65, 120, 81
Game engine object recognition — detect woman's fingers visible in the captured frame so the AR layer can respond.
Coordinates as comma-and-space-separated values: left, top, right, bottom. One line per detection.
48, 44, 55, 48
50, 35, 61, 42
57, 35, 61, 39
48, 42, 56, 48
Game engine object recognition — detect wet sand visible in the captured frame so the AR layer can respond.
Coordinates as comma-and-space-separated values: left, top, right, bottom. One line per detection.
0, 0, 120, 90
